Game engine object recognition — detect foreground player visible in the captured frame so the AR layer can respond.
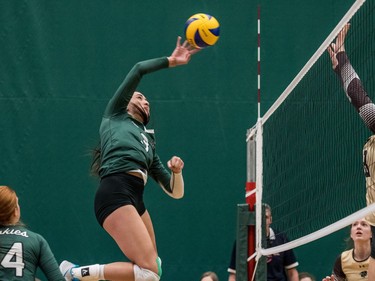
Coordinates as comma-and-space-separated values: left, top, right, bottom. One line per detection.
59, 37, 199, 281
0, 185, 65, 281
327, 23, 375, 280
322, 218, 371, 281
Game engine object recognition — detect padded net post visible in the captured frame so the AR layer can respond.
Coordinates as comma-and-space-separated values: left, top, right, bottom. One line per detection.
246, 128, 257, 280
236, 204, 254, 281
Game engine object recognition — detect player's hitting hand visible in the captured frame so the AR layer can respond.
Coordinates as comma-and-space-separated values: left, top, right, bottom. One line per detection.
168, 156, 184, 174
327, 23, 350, 69
168, 36, 200, 67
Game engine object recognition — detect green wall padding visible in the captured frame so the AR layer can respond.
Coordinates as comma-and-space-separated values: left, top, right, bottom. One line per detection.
0, 0, 358, 280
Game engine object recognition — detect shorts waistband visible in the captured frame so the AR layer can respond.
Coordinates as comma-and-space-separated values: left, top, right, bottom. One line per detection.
127, 169, 147, 185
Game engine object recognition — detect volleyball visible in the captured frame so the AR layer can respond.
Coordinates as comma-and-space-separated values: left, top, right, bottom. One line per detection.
184, 13, 220, 49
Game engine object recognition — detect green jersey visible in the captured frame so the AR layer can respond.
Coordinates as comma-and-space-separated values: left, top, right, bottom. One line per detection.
0, 225, 65, 281
99, 57, 173, 192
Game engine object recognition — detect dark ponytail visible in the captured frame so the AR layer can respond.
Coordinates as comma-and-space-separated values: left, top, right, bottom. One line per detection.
91, 144, 101, 177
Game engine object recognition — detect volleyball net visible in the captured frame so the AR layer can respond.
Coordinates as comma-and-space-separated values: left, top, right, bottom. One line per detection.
242, 0, 375, 279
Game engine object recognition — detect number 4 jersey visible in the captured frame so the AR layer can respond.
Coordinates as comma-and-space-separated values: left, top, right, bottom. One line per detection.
0, 225, 65, 281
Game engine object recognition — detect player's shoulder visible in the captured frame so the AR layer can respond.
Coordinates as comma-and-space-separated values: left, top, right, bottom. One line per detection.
340, 248, 354, 260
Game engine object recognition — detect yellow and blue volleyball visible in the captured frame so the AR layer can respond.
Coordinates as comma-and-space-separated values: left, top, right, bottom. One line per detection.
184, 13, 220, 49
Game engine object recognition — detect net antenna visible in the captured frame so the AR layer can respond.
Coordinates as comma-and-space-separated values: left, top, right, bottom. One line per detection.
257, 5, 261, 120
244, 5, 262, 281
244, 0, 373, 279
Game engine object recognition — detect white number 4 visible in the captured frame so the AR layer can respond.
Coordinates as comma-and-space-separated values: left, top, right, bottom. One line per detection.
1, 242, 25, 277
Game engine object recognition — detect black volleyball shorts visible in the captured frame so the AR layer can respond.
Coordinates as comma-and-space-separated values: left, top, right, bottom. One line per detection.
94, 172, 146, 227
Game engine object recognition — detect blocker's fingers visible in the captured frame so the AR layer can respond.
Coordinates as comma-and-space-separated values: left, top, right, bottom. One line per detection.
327, 45, 333, 57
331, 43, 336, 52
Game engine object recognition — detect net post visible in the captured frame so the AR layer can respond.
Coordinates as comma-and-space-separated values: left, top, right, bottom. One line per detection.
236, 203, 255, 281
255, 204, 267, 281
246, 127, 256, 280
246, 184, 256, 281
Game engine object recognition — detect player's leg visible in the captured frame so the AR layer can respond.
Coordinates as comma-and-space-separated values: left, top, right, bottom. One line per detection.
140, 210, 162, 276
102, 205, 160, 280
61, 206, 159, 281
141, 210, 157, 250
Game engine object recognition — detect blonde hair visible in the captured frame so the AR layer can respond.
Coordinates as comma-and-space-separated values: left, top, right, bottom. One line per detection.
299, 272, 316, 281
200, 271, 219, 281
0, 186, 18, 225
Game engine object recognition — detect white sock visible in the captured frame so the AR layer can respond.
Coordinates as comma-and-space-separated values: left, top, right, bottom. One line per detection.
71, 264, 105, 280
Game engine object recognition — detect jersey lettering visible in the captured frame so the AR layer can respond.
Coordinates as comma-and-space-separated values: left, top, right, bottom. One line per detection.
140, 133, 149, 152
0, 242, 25, 277
0, 228, 28, 237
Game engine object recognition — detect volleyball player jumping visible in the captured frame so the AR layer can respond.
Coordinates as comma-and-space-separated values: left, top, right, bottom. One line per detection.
60, 37, 199, 281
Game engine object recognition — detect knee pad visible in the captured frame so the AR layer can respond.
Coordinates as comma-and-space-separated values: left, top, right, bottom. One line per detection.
156, 257, 162, 277
134, 265, 160, 281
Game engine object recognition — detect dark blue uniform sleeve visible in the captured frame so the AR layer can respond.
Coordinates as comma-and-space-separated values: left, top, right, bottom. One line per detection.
280, 234, 298, 269
228, 240, 237, 272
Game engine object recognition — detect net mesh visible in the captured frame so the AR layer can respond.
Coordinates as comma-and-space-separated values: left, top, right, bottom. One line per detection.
257, 0, 375, 254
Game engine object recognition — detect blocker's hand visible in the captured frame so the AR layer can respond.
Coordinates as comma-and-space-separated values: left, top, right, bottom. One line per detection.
167, 156, 184, 174
168, 36, 200, 67
327, 23, 350, 69
322, 274, 337, 281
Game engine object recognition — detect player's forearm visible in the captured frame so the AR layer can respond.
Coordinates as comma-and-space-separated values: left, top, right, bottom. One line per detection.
104, 57, 169, 116
169, 172, 184, 199
335, 51, 375, 133
287, 268, 299, 281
